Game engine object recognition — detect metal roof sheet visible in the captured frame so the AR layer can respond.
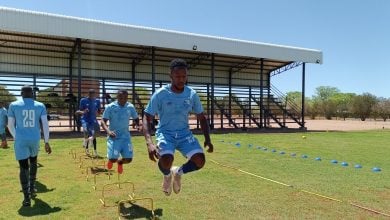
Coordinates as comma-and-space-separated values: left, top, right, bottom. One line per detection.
0, 7, 322, 64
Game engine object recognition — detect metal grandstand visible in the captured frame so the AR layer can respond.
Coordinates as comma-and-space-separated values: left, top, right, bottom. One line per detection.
0, 7, 323, 132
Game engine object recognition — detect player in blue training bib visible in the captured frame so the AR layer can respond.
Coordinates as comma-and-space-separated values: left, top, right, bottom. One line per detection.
101, 90, 139, 174
77, 89, 101, 156
7, 86, 52, 207
143, 58, 214, 196
0, 101, 8, 148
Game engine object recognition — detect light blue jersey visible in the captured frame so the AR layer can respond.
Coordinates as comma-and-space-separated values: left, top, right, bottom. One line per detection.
0, 107, 7, 134
8, 98, 47, 141
144, 84, 204, 158
103, 101, 138, 159
144, 84, 203, 135
102, 101, 138, 139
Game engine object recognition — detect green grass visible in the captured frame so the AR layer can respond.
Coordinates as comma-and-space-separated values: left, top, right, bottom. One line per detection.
0, 130, 389, 219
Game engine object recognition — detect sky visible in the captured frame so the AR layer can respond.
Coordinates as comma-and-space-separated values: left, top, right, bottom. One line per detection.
1, 0, 389, 98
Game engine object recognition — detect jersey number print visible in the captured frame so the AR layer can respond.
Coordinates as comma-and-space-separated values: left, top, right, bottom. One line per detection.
23, 110, 35, 127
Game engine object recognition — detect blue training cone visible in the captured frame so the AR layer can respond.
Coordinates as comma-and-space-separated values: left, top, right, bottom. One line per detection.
341, 162, 348, 167
354, 164, 362, 169
372, 167, 382, 172
331, 160, 338, 164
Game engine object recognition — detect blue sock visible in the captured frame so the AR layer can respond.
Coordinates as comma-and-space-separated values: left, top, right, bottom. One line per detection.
158, 161, 171, 176
180, 160, 199, 174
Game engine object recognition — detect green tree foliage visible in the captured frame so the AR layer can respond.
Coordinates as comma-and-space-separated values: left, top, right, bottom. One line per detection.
305, 98, 320, 119
372, 97, 390, 121
285, 91, 302, 109
312, 86, 340, 119
350, 93, 378, 121
36, 88, 67, 114
0, 85, 17, 106
332, 93, 356, 120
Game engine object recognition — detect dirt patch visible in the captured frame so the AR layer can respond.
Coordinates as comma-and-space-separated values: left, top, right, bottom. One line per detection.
304, 119, 390, 131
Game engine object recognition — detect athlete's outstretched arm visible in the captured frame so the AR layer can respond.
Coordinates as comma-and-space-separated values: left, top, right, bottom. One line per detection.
40, 115, 52, 154
142, 113, 159, 162
101, 118, 116, 138
7, 117, 16, 139
197, 112, 213, 153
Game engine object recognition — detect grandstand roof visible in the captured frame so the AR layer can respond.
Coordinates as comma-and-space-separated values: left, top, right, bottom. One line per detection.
0, 7, 322, 65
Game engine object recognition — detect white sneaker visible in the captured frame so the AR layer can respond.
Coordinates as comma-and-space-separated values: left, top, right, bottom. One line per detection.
93, 150, 99, 157
85, 148, 90, 155
162, 173, 173, 196
171, 166, 182, 194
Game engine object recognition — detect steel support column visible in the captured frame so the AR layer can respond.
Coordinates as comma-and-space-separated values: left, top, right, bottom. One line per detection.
249, 86, 252, 126
228, 69, 232, 126
206, 84, 210, 122
76, 38, 82, 132
132, 60, 136, 105
260, 59, 264, 128
301, 63, 306, 129
32, 74, 37, 100
210, 53, 215, 129
266, 72, 271, 128
151, 47, 156, 94
69, 49, 74, 130
102, 78, 106, 107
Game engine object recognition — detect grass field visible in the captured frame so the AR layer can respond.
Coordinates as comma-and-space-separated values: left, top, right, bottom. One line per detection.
0, 130, 389, 219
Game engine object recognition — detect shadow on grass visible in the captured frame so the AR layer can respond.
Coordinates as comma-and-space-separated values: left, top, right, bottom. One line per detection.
19, 181, 55, 194
119, 202, 163, 219
18, 198, 61, 217
36, 181, 55, 194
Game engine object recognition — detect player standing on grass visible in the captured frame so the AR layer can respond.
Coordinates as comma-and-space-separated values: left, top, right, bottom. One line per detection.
7, 86, 52, 207
0, 101, 8, 148
143, 58, 213, 196
77, 89, 101, 156
101, 90, 139, 174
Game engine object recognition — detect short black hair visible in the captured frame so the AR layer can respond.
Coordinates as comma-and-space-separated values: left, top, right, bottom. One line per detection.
170, 58, 188, 70
117, 89, 128, 95
21, 85, 33, 93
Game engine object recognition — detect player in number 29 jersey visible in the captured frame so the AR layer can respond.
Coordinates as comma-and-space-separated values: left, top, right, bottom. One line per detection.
7, 86, 52, 207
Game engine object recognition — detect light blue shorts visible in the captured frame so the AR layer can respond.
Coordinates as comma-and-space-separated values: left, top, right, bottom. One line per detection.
106, 137, 133, 159
156, 131, 204, 158
14, 139, 40, 160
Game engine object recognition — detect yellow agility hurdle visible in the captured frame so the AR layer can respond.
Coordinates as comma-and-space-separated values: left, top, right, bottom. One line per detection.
92, 169, 117, 190
99, 180, 136, 207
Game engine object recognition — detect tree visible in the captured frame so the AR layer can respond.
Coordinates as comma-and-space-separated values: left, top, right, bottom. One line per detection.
0, 85, 17, 106
372, 97, 390, 121
350, 93, 377, 121
36, 88, 67, 114
285, 91, 302, 110
305, 98, 320, 119
332, 93, 356, 120
312, 86, 340, 119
